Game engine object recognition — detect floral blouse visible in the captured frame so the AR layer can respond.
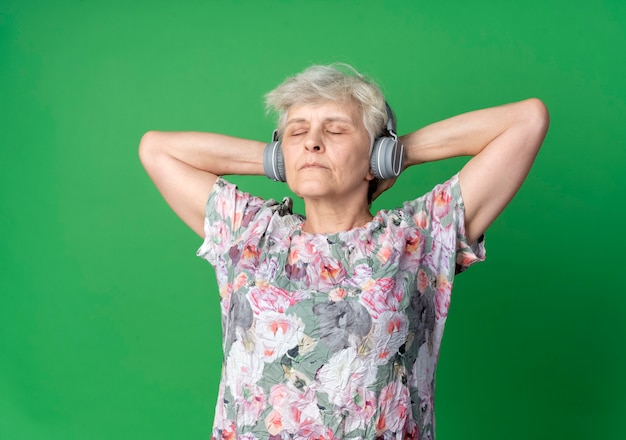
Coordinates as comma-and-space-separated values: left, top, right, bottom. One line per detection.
197, 174, 485, 440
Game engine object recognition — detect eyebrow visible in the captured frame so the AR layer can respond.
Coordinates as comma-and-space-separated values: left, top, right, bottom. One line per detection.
285, 116, 355, 127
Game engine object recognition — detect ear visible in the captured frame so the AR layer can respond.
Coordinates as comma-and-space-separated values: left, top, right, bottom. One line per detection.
365, 168, 376, 181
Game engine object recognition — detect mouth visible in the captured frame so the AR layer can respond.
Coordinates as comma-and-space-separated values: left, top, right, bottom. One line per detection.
299, 163, 327, 170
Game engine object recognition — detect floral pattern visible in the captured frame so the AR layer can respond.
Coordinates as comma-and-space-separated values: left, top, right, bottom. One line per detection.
197, 174, 485, 439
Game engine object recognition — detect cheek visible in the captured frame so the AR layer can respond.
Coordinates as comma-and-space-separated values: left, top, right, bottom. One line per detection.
346, 147, 372, 171
280, 146, 297, 174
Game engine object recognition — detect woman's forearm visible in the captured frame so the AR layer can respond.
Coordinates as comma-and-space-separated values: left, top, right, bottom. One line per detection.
399, 99, 544, 167
139, 131, 266, 177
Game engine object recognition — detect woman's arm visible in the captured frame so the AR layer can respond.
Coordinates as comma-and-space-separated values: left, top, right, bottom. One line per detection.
398, 98, 550, 243
138, 131, 266, 237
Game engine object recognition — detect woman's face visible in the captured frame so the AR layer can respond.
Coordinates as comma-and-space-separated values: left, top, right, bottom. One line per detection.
281, 101, 374, 203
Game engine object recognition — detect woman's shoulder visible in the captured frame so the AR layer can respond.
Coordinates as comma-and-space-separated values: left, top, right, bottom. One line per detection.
396, 173, 462, 218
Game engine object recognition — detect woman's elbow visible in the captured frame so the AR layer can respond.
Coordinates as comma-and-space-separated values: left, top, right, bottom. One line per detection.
138, 130, 165, 166
517, 98, 550, 153
523, 98, 550, 134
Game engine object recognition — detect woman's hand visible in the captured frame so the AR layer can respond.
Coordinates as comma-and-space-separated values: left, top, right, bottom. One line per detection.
370, 175, 399, 203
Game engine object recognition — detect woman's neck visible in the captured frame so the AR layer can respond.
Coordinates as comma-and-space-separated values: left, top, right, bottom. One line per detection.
301, 199, 373, 234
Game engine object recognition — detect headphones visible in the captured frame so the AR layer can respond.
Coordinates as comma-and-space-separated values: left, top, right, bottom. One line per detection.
263, 102, 404, 181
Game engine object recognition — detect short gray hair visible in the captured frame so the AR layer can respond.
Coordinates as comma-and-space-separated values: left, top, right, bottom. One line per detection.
265, 63, 388, 143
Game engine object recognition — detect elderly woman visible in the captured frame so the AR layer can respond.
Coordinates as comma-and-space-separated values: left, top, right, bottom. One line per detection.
139, 64, 548, 439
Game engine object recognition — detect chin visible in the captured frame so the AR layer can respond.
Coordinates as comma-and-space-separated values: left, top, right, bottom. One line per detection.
291, 182, 331, 200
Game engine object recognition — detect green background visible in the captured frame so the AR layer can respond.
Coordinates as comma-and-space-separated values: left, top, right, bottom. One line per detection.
2, 0, 625, 439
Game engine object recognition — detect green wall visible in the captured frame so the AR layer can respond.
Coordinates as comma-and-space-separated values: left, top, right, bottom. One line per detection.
2, 1, 625, 439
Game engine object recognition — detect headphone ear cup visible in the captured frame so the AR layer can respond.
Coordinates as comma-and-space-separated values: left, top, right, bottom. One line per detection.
263, 141, 287, 182
370, 137, 385, 180
370, 136, 404, 180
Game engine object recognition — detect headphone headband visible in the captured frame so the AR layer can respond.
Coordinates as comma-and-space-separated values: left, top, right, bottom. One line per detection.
384, 101, 397, 135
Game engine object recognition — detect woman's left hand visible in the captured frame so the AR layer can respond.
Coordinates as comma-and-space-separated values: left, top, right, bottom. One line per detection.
370, 175, 399, 203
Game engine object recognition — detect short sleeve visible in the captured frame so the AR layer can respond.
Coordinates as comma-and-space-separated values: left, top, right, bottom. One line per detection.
196, 177, 269, 266
448, 174, 486, 273
402, 173, 486, 274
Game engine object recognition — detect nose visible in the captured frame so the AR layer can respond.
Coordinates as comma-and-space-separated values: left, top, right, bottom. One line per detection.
304, 129, 324, 152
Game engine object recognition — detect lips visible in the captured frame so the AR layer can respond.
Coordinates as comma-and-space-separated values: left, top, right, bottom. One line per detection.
299, 162, 328, 170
